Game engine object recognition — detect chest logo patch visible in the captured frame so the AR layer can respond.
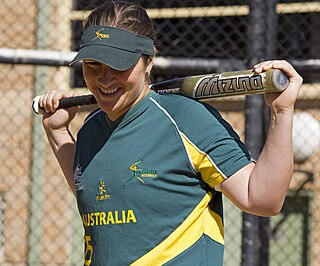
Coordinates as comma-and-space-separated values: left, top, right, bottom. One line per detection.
126, 160, 158, 184
96, 181, 111, 201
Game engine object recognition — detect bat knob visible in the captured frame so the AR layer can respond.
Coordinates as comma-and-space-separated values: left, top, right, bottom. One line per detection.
271, 69, 290, 91
32, 95, 43, 115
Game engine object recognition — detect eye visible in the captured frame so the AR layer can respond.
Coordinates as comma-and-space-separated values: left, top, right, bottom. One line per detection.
84, 60, 101, 68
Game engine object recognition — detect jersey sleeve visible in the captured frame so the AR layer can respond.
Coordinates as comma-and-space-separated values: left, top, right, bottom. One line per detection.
201, 103, 252, 187
148, 93, 252, 188
175, 100, 252, 188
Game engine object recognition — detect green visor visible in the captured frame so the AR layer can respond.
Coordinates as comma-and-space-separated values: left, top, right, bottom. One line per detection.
70, 26, 154, 70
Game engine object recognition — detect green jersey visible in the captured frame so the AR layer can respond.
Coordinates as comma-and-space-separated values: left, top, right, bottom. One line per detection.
73, 91, 251, 265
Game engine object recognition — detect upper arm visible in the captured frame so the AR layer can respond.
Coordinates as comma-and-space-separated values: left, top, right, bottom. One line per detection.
219, 162, 255, 211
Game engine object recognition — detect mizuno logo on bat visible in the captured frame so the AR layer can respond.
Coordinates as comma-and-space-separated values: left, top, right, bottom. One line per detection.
195, 74, 264, 98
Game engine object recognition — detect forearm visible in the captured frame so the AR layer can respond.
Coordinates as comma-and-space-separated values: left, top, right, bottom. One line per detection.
248, 108, 294, 214
45, 127, 77, 195
221, 60, 302, 216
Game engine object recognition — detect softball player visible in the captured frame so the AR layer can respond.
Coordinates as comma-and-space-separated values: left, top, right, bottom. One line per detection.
38, 1, 302, 265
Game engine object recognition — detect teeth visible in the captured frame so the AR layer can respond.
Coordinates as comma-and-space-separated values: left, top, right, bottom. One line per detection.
100, 88, 119, 94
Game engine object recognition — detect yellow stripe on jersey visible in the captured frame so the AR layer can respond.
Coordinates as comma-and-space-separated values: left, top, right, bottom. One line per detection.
131, 193, 224, 266
181, 133, 226, 187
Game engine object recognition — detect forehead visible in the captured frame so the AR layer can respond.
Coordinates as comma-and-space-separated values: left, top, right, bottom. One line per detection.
83, 57, 146, 71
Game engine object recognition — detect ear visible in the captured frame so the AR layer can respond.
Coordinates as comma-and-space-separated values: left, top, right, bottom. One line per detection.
146, 57, 154, 75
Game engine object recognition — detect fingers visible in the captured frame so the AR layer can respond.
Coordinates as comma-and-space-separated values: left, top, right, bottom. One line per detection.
253, 60, 303, 84
253, 60, 303, 111
38, 89, 75, 113
253, 60, 286, 73
39, 90, 60, 113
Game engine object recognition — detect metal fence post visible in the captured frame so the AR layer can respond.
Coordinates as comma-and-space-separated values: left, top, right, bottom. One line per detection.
28, 0, 51, 264
241, 0, 269, 265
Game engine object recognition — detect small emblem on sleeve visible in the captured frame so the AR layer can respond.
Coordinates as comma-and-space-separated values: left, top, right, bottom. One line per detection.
74, 163, 84, 191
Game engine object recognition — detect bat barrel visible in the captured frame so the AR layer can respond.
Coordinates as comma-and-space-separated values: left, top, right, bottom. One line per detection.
153, 69, 289, 99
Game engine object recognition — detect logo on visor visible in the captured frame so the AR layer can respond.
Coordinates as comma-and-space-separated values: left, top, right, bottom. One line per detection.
93, 28, 110, 40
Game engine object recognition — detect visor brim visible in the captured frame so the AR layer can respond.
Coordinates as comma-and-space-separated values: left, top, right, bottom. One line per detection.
69, 45, 141, 71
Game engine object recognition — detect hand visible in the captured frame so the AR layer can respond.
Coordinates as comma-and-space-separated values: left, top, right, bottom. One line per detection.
39, 89, 80, 131
254, 60, 303, 113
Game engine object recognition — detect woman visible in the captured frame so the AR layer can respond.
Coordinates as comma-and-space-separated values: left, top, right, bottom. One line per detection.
39, 1, 303, 265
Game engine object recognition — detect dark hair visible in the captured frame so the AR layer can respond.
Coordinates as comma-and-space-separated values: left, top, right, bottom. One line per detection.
83, 1, 157, 44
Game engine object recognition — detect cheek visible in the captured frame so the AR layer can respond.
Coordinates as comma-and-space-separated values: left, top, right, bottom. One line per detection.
125, 75, 145, 95
123, 65, 146, 88
82, 66, 97, 84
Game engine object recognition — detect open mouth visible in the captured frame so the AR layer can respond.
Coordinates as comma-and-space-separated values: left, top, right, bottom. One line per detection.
98, 87, 122, 96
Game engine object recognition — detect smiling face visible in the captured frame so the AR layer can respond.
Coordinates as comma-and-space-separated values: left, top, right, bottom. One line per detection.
83, 57, 153, 121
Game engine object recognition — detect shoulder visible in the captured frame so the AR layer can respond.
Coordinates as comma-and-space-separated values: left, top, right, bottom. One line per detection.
152, 93, 245, 143
150, 93, 226, 125
150, 93, 215, 116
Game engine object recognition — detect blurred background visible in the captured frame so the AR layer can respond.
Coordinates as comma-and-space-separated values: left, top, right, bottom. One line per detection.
0, 0, 319, 265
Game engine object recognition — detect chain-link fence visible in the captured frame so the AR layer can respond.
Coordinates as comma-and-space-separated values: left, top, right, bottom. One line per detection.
0, 0, 319, 265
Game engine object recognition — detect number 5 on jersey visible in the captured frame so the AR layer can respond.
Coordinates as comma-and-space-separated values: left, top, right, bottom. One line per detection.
84, 235, 93, 265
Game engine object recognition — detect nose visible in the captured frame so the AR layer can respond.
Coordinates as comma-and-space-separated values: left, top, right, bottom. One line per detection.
98, 65, 116, 86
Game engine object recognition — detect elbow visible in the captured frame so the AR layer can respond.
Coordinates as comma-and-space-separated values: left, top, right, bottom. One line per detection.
261, 194, 287, 216
260, 206, 282, 217
245, 207, 281, 217
243, 201, 284, 217
244, 186, 288, 216
269, 200, 285, 216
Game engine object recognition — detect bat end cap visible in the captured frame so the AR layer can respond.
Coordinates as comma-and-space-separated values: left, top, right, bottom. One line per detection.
272, 69, 290, 91
32, 95, 43, 115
